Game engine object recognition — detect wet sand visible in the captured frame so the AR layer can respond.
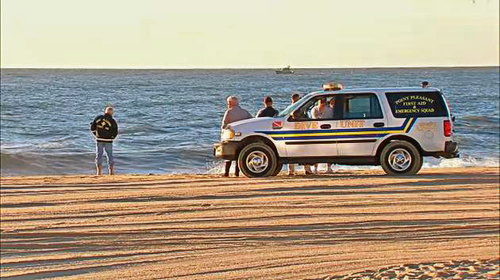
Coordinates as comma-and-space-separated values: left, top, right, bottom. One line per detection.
1, 167, 499, 279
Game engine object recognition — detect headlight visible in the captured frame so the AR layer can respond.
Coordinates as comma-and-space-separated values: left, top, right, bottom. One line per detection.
221, 128, 235, 140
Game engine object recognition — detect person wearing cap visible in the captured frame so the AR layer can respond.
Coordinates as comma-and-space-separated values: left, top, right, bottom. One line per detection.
221, 96, 253, 177
90, 106, 118, 175
256, 96, 279, 118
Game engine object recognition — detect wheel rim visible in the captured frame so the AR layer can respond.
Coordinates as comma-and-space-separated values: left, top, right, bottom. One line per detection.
388, 148, 412, 171
246, 151, 269, 173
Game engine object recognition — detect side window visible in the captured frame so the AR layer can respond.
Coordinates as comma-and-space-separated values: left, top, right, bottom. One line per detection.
386, 91, 448, 118
341, 94, 383, 119
292, 98, 317, 120
292, 96, 341, 121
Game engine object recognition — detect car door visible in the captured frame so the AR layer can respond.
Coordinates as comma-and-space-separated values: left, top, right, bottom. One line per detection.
280, 95, 340, 157
335, 93, 387, 156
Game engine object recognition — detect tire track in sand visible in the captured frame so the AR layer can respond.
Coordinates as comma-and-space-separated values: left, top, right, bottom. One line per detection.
1, 167, 499, 279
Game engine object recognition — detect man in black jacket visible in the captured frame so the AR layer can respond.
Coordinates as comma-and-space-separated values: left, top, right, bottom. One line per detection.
90, 107, 118, 175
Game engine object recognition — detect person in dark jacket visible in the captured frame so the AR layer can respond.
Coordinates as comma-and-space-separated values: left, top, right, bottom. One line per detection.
256, 96, 279, 118
90, 106, 118, 175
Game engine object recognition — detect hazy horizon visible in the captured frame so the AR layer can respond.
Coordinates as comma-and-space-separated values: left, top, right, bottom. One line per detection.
2, 65, 499, 70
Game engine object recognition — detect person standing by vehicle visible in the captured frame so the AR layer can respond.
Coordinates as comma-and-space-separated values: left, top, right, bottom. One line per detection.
319, 83, 341, 174
311, 97, 334, 119
420, 81, 430, 88
288, 93, 301, 175
256, 96, 279, 118
310, 98, 334, 174
323, 98, 337, 174
90, 106, 118, 175
221, 96, 252, 177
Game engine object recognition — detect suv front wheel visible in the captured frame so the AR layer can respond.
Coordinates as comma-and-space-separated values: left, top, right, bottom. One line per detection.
271, 163, 283, 176
380, 141, 423, 175
238, 142, 278, 178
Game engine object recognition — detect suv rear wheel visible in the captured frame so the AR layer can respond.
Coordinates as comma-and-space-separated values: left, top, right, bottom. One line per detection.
238, 142, 278, 178
380, 141, 423, 175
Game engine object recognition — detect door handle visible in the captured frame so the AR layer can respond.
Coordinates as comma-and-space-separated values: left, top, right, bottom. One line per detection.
320, 124, 331, 129
373, 122, 385, 128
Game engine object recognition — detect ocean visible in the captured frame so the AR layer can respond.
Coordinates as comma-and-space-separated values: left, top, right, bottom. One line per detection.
1, 67, 499, 176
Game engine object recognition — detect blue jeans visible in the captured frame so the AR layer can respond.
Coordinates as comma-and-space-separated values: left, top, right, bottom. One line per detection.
96, 141, 114, 166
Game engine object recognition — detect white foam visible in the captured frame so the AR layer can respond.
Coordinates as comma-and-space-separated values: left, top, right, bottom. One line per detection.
206, 160, 226, 175
422, 156, 499, 169
205, 156, 499, 175
36, 141, 70, 149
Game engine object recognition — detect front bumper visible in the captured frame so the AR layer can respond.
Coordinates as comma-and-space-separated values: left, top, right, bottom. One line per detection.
213, 141, 239, 160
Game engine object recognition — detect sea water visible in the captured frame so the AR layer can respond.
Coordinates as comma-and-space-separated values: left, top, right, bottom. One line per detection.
1, 67, 498, 175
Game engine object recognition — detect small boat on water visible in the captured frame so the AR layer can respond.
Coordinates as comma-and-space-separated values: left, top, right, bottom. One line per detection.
275, 65, 294, 74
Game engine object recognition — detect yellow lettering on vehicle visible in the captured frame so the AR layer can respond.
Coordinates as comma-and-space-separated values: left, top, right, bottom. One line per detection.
294, 122, 319, 130
339, 120, 365, 128
393, 95, 438, 116
396, 108, 419, 114
395, 95, 435, 104
268, 118, 415, 138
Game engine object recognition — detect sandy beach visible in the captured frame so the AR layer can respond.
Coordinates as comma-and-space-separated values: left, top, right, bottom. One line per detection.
1, 167, 499, 279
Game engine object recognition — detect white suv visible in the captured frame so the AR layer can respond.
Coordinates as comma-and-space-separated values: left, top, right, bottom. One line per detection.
214, 85, 459, 177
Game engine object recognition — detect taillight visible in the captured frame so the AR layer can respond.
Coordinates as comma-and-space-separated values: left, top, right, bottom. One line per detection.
444, 120, 451, 137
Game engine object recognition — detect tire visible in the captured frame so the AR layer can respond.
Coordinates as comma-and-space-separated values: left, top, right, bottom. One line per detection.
271, 163, 283, 176
238, 142, 278, 178
380, 141, 423, 175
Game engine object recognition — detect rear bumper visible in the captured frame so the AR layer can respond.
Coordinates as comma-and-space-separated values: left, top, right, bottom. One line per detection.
431, 141, 459, 158
213, 141, 239, 160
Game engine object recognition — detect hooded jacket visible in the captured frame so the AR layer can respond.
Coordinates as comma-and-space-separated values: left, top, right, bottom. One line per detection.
90, 114, 118, 142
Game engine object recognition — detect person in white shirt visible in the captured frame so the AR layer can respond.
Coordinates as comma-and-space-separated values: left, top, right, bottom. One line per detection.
310, 98, 334, 174
221, 96, 253, 129
221, 96, 253, 177
311, 98, 334, 119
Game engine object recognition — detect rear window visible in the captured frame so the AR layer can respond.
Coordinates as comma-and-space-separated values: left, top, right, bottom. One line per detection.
385, 91, 449, 118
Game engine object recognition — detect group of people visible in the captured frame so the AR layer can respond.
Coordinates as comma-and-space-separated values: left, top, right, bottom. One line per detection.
89, 81, 431, 176
221, 93, 323, 177
221, 95, 284, 177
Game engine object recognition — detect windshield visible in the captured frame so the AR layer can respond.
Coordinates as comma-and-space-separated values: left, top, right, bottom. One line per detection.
277, 93, 313, 117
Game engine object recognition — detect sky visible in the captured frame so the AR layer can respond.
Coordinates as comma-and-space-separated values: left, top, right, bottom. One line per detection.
1, 0, 499, 68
